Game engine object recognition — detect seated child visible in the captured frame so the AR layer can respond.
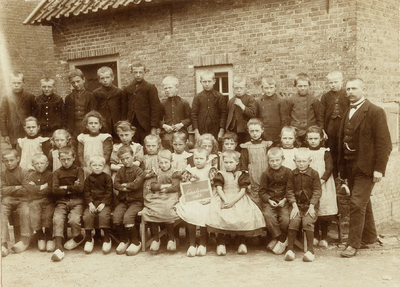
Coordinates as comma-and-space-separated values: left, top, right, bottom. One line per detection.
175, 147, 218, 257
171, 131, 193, 172
113, 146, 145, 256
280, 126, 299, 170
240, 118, 273, 207
82, 156, 113, 254
141, 149, 181, 252
77, 111, 113, 177
28, 153, 55, 252
111, 121, 144, 178
17, 117, 50, 171
195, 133, 219, 169
305, 126, 338, 248
259, 147, 292, 255
51, 146, 85, 261
285, 148, 322, 262
219, 132, 240, 172
207, 150, 265, 256
1, 149, 31, 257
48, 129, 73, 171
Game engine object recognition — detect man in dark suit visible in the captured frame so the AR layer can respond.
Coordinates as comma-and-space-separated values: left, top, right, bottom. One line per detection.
338, 78, 392, 258
122, 61, 162, 144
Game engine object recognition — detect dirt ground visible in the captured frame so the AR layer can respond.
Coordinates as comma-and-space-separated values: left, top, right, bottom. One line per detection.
1, 220, 400, 287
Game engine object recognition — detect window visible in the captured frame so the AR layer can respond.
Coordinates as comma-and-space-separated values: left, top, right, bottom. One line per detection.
69, 55, 120, 92
195, 65, 233, 98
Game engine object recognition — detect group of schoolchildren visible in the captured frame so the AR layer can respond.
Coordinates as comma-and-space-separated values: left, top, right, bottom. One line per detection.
1, 62, 349, 263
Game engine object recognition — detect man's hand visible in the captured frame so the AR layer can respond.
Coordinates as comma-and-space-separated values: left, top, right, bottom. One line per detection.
268, 199, 278, 207
217, 128, 225, 141
162, 124, 174, 133
321, 179, 326, 185
89, 202, 96, 214
290, 204, 299, 219
151, 127, 157, 135
3, 136, 11, 145
322, 130, 328, 141
97, 203, 105, 213
373, 171, 383, 183
234, 98, 245, 110
306, 204, 316, 219
194, 129, 200, 141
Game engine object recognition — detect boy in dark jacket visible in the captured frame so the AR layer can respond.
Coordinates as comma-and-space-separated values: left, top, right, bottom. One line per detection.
113, 146, 144, 256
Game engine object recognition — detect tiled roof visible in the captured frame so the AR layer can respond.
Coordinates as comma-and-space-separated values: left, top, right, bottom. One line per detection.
24, 0, 156, 25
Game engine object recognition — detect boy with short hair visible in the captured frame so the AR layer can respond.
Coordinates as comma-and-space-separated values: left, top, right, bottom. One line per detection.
34, 78, 64, 137
191, 70, 227, 142
82, 155, 113, 254
92, 66, 123, 139
0, 71, 36, 148
259, 147, 292, 255
51, 146, 85, 261
1, 149, 31, 257
285, 73, 322, 144
27, 153, 55, 252
226, 75, 257, 145
123, 61, 162, 144
160, 76, 191, 150
285, 148, 322, 262
256, 77, 288, 145
113, 145, 145, 256
63, 68, 94, 140
318, 71, 349, 177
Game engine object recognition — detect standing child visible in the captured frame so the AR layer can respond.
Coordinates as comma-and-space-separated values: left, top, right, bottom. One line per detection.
256, 77, 288, 145
195, 133, 219, 169
82, 156, 113, 254
207, 150, 265, 256
280, 126, 299, 170
113, 146, 144, 256
92, 66, 122, 139
77, 111, 113, 177
160, 76, 191, 150
51, 147, 85, 261
1, 149, 31, 257
141, 149, 181, 252
142, 134, 162, 197
111, 121, 144, 178
171, 131, 193, 172
285, 148, 322, 262
34, 78, 64, 137
219, 132, 240, 172
240, 118, 273, 207
48, 129, 73, 171
17, 117, 50, 171
175, 148, 218, 257
305, 126, 338, 248
191, 70, 227, 142
27, 154, 55, 252
285, 73, 322, 145
318, 71, 349, 178
226, 75, 257, 145
259, 147, 292, 255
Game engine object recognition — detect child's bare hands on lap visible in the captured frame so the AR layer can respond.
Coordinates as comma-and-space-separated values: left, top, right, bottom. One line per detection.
306, 204, 316, 219
290, 204, 299, 219
89, 202, 96, 214
277, 198, 287, 207
97, 203, 105, 212
268, 199, 278, 207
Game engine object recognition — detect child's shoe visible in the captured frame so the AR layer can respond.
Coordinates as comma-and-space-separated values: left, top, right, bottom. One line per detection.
51, 249, 65, 262
187, 246, 196, 257
167, 239, 177, 251
237, 244, 247, 255
318, 239, 328, 248
11, 241, 29, 253
2, 246, 9, 257
302, 251, 315, 262
267, 239, 278, 251
284, 250, 295, 261
84, 239, 94, 254
313, 238, 319, 246
126, 242, 141, 256
46, 240, 55, 252
116, 241, 130, 255
196, 245, 207, 256
216, 244, 226, 256
150, 240, 160, 252
102, 240, 112, 254
272, 238, 288, 255
38, 239, 46, 252
64, 235, 84, 250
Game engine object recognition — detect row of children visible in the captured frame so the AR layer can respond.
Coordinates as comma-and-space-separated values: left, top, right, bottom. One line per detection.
2, 110, 336, 263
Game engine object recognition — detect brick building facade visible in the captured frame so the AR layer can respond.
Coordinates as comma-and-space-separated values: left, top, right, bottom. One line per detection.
24, 0, 400, 223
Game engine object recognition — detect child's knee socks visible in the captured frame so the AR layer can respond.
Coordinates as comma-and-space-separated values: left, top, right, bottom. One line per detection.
150, 223, 160, 241
199, 227, 208, 246
187, 224, 197, 247
305, 230, 314, 253
166, 223, 174, 241
287, 229, 297, 251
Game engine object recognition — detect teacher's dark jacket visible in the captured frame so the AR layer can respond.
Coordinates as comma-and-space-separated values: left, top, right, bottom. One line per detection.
122, 80, 162, 131
338, 99, 392, 177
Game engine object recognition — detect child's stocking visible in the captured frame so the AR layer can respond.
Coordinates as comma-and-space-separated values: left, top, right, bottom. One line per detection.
287, 229, 297, 251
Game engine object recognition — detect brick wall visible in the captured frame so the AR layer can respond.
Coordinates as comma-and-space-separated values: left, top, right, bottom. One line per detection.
0, 0, 55, 96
